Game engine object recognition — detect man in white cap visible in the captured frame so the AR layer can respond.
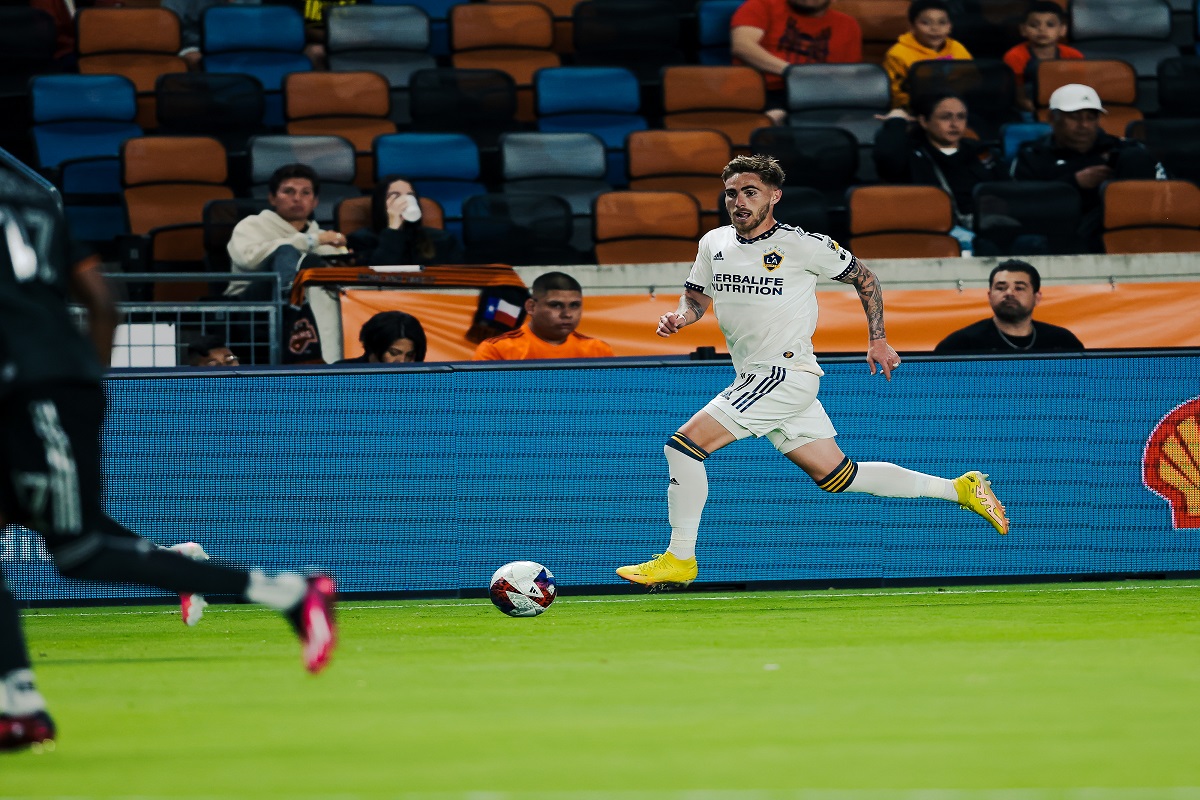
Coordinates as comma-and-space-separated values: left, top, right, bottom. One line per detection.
1010, 83, 1159, 250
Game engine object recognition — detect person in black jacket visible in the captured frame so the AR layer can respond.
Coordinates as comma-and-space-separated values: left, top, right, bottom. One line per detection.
935, 260, 1084, 354
1010, 83, 1160, 250
347, 175, 465, 267
873, 91, 1004, 226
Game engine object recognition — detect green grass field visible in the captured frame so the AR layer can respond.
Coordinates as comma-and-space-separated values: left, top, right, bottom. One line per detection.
4, 581, 1200, 799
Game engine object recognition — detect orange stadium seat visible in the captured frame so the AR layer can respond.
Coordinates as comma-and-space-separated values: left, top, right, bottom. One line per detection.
1036, 60, 1142, 137
450, 3, 559, 122
593, 190, 701, 265
661, 66, 773, 152
626, 129, 732, 231
1102, 180, 1200, 254
76, 8, 187, 130
847, 185, 961, 259
836, 0, 909, 64
284, 71, 397, 188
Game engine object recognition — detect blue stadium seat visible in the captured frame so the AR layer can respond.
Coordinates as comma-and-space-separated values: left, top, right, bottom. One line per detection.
372, 0, 460, 58
201, 5, 311, 127
696, 0, 742, 65
999, 122, 1051, 164
534, 66, 648, 187
374, 132, 486, 232
31, 74, 142, 242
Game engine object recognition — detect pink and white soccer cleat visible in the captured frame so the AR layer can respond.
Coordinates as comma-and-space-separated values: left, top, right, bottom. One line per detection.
287, 575, 337, 674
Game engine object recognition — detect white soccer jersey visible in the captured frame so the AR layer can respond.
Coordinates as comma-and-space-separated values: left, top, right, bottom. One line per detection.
685, 222, 856, 376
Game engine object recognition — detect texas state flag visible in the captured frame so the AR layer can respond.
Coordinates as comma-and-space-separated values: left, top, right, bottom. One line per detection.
485, 297, 522, 327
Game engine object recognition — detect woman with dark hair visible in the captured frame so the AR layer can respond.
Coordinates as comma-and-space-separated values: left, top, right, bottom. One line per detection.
338, 310, 428, 363
347, 175, 464, 267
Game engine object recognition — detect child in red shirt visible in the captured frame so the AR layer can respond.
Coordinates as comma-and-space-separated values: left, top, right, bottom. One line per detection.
1003, 1, 1084, 112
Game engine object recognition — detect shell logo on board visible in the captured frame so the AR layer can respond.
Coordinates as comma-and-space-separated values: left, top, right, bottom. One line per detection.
1144, 397, 1200, 529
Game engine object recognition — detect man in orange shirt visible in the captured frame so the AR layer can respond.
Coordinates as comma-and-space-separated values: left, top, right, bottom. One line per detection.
473, 272, 615, 361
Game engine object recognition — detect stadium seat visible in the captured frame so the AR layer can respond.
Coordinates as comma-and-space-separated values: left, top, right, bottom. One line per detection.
31, 74, 142, 243
121, 136, 234, 299
571, 0, 688, 91
836, 0, 908, 64
534, 66, 648, 187
948, 0, 1027, 59
783, 63, 891, 146
155, 72, 266, 161
661, 66, 773, 151
999, 121, 1052, 163
449, 3, 560, 123
717, 186, 832, 237
1070, 0, 1181, 112
847, 185, 960, 259
0, 7, 58, 163
499, 131, 611, 255
1156, 55, 1200, 117
749, 125, 861, 211
283, 71, 397, 189
593, 190, 701, 265
371, 0, 458, 58
202, 196, 271, 274
904, 58, 1020, 142
201, 5, 312, 128
462, 193, 584, 265
335, 194, 445, 236
76, 8, 186, 130
626, 129, 732, 230
373, 132, 486, 229
1125, 118, 1200, 184
247, 135, 360, 227
1101, 179, 1200, 253
972, 180, 1084, 256
408, 68, 524, 154
1035, 60, 1142, 137
696, 0, 742, 65
325, 5, 437, 127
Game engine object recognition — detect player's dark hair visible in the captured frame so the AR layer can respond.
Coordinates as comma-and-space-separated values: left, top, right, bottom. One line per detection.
185, 334, 230, 366
1023, 0, 1067, 23
268, 163, 321, 197
371, 174, 435, 262
911, 91, 965, 120
531, 271, 583, 298
359, 310, 427, 362
990, 259, 1041, 292
908, 0, 951, 24
721, 154, 786, 188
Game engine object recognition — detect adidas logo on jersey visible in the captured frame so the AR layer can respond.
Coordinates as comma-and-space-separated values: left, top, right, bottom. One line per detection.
713, 251, 724, 260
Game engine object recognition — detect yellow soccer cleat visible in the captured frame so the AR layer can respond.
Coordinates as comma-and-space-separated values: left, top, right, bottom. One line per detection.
615, 552, 698, 589
954, 470, 1009, 535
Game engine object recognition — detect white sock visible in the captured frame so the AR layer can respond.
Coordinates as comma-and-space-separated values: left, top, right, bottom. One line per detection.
245, 570, 306, 611
4, 668, 47, 715
844, 462, 957, 501
665, 443, 708, 560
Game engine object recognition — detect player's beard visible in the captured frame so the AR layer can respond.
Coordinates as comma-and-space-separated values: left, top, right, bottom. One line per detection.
734, 205, 770, 236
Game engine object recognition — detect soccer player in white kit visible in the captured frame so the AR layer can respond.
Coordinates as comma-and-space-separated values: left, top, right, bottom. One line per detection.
616, 154, 1009, 589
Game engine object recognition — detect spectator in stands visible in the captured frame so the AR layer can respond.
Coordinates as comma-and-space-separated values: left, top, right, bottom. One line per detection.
473, 272, 615, 361
1011, 83, 1160, 249
225, 163, 348, 300
161, 0, 224, 70
730, 0, 863, 123
339, 310, 427, 364
935, 260, 1084, 353
185, 335, 240, 367
1002, 1, 1084, 113
884, 0, 972, 109
873, 92, 1004, 229
347, 176, 464, 267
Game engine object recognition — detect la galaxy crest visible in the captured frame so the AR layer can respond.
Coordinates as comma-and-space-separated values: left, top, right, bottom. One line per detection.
762, 248, 784, 271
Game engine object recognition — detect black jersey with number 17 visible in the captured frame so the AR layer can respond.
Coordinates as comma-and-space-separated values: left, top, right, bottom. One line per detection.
0, 172, 103, 394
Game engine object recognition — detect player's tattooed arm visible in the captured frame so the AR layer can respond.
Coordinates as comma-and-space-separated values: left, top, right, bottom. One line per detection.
658, 286, 711, 337
836, 257, 886, 341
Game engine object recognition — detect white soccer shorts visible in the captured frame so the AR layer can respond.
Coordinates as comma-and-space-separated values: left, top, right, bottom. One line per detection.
703, 366, 837, 454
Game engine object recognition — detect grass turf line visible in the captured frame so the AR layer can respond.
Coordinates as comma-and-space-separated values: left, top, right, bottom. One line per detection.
3, 580, 1199, 798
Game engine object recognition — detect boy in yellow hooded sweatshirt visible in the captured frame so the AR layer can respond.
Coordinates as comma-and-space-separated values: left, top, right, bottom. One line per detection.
884, 0, 972, 108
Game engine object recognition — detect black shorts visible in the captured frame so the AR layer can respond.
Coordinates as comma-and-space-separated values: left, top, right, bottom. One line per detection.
0, 382, 110, 550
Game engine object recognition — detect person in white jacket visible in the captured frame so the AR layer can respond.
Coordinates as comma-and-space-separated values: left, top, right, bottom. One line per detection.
225, 163, 349, 299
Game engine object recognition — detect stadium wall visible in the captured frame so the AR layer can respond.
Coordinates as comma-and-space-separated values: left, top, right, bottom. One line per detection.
4, 352, 1199, 602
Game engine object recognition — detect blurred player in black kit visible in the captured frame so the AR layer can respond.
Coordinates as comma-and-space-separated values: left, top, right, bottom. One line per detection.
0, 167, 337, 752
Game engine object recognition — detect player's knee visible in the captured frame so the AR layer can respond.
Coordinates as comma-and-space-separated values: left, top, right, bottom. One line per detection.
48, 532, 147, 579
665, 432, 709, 462
814, 456, 858, 493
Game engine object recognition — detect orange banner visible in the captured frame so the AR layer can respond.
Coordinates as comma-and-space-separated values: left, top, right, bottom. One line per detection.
339, 282, 1200, 362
